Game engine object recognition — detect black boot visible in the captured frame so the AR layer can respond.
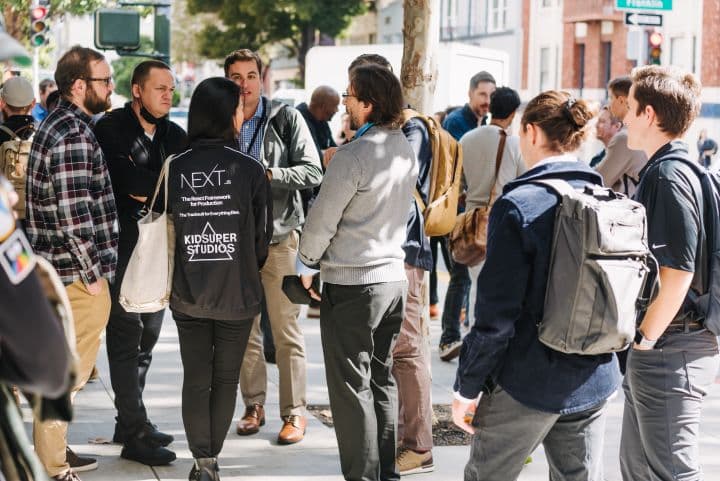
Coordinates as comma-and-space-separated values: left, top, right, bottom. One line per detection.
121, 430, 176, 466
189, 457, 220, 481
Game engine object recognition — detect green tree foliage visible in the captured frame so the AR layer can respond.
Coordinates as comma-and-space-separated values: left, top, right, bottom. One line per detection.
111, 36, 155, 100
2, 0, 103, 42
187, 0, 369, 84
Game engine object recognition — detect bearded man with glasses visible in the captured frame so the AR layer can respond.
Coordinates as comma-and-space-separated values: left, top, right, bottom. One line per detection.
26, 46, 119, 481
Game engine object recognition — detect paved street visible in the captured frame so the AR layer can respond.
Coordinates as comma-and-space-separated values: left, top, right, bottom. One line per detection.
24, 295, 720, 481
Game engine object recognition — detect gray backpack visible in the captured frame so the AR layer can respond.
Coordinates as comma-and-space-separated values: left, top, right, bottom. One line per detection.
534, 179, 658, 355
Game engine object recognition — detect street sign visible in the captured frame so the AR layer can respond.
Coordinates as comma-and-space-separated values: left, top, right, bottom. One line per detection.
616, 0, 672, 11
625, 12, 663, 27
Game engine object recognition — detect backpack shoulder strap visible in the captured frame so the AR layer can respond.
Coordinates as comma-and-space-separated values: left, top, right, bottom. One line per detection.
531, 178, 577, 197
271, 104, 293, 149
0, 125, 19, 141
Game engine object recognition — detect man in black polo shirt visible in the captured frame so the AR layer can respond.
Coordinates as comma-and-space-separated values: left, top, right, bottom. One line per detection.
619, 65, 720, 481
94, 60, 187, 466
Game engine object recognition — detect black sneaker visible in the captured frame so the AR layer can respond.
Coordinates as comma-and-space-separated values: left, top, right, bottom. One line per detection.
114, 421, 174, 447
121, 436, 176, 466
65, 447, 97, 472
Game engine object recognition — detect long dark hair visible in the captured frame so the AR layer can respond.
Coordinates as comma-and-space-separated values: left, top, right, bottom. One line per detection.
188, 77, 240, 143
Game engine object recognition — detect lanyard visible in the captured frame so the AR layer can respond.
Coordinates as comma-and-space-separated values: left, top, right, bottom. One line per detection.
355, 122, 374, 138
243, 98, 266, 157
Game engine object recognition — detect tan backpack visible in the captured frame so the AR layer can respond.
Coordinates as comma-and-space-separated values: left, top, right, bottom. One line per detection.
403, 109, 463, 237
0, 125, 33, 219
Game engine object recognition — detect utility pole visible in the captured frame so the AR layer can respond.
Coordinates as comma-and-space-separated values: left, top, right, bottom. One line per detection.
400, 0, 440, 114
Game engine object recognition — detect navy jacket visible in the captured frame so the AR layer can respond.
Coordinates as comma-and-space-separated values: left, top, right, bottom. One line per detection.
443, 104, 479, 141
402, 117, 433, 271
454, 160, 621, 414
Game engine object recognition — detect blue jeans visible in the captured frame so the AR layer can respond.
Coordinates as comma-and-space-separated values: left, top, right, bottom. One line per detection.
440, 258, 470, 345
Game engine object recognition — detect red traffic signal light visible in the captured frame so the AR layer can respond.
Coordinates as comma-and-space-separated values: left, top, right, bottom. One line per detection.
30, 5, 50, 47
649, 32, 663, 47
647, 31, 662, 65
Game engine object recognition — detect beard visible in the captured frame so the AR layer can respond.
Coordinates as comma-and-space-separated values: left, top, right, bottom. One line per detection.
348, 110, 363, 130
84, 84, 111, 115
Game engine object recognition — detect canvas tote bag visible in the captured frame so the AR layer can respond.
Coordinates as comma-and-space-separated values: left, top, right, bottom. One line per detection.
119, 155, 175, 313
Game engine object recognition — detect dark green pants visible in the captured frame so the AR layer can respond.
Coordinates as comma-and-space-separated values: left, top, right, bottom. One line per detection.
320, 281, 407, 481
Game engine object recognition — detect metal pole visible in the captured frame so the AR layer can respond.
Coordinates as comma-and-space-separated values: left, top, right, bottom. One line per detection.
32, 47, 39, 98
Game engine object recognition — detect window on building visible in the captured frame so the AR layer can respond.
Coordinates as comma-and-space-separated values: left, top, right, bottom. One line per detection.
385, 16, 392, 25
670, 36, 696, 74
601, 41, 612, 89
540, 47, 551, 92
489, 0, 509, 32
542, 0, 553, 6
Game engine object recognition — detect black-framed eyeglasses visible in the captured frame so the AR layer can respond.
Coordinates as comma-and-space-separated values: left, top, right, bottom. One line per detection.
341, 91, 356, 99
84, 77, 114, 87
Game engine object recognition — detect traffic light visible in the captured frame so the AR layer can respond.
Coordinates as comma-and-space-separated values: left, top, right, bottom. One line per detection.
648, 31, 663, 65
29, 5, 49, 47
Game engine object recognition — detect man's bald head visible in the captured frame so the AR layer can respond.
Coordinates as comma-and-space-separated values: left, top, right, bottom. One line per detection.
309, 85, 340, 122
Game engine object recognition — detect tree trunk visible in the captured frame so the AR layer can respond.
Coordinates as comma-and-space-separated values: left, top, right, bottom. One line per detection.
3, 5, 24, 41
297, 23, 316, 88
400, 0, 440, 114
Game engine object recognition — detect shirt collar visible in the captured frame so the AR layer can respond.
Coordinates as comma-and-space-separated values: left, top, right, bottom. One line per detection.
57, 98, 94, 125
355, 122, 374, 138
533, 153, 576, 169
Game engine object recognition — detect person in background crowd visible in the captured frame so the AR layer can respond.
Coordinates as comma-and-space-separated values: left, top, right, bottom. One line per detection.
453, 90, 621, 481
460, 87, 524, 333
225, 49, 322, 445
0, 76, 35, 143
94, 59, 187, 467
299, 63, 417, 481
168, 76, 272, 481
589, 106, 621, 168
620, 65, 720, 481
335, 112, 355, 147
697, 129, 718, 169
32, 78, 58, 123
26, 45, 118, 481
438, 71, 497, 361
433, 110, 447, 127
595, 77, 647, 197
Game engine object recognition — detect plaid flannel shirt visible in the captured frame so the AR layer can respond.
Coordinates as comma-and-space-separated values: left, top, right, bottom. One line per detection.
26, 99, 118, 286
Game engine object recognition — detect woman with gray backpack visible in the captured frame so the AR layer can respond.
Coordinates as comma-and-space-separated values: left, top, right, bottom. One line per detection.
451, 91, 631, 481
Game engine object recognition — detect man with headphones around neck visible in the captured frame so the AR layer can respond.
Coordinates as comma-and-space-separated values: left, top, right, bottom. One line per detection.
94, 60, 187, 467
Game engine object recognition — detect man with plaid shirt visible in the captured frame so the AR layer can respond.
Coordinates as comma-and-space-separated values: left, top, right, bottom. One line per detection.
26, 46, 118, 481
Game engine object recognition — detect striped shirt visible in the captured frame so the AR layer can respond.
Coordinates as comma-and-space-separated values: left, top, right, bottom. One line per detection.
26, 99, 118, 286
237, 97, 265, 161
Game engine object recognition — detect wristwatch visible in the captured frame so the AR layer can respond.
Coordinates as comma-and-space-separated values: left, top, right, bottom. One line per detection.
634, 329, 657, 349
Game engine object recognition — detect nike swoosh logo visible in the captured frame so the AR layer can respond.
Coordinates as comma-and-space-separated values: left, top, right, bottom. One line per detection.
652, 244, 667, 249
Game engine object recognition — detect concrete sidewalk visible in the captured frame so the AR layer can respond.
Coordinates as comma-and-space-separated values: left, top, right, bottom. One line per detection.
36, 307, 720, 481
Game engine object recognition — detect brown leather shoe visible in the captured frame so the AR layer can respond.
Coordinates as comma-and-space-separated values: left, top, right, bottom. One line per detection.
277, 415, 306, 444
236, 404, 265, 436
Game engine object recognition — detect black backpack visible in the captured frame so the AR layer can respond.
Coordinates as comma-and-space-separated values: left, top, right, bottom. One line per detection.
662, 158, 720, 336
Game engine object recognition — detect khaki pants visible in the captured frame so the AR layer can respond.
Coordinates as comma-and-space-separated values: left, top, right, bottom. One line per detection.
240, 231, 307, 417
393, 264, 433, 451
34, 279, 111, 477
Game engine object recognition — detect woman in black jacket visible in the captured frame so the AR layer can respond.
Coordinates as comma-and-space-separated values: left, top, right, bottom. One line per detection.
168, 77, 272, 481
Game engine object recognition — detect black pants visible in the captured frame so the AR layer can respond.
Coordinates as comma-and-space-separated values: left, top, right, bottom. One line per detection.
429, 236, 451, 305
320, 281, 406, 481
107, 246, 164, 438
175, 315, 253, 459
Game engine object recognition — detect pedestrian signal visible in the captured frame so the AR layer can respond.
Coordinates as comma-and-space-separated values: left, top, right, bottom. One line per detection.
30, 5, 49, 47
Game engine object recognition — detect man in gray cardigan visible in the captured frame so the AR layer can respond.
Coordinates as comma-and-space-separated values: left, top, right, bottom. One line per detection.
299, 64, 418, 481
